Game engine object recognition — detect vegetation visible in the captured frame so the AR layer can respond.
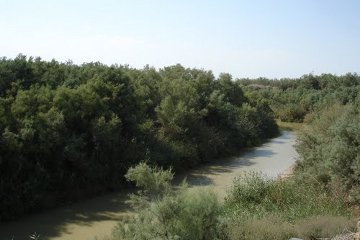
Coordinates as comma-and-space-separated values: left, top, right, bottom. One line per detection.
225, 172, 348, 221
223, 173, 355, 240
225, 215, 355, 240
0, 55, 278, 221
106, 163, 355, 240
105, 72, 360, 239
1, 54, 359, 239
238, 73, 360, 123
276, 119, 304, 131
234, 73, 360, 206
110, 163, 222, 240
296, 101, 360, 205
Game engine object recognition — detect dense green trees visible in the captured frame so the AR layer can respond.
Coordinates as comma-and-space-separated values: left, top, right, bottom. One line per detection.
104, 69, 360, 239
2, 54, 359, 239
238, 73, 360, 204
0, 55, 278, 221
238, 73, 360, 122
3, 54, 357, 223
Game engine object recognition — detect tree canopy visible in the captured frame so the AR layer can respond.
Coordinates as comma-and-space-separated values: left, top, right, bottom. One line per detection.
0, 55, 278, 221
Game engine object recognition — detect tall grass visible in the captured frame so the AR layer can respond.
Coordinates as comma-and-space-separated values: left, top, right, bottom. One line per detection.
223, 172, 356, 240
104, 165, 356, 240
224, 172, 349, 221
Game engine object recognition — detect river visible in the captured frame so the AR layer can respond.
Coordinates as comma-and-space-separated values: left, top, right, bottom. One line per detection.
0, 131, 298, 240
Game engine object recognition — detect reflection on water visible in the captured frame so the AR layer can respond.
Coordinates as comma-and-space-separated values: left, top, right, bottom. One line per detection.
0, 131, 297, 240
0, 192, 133, 240
180, 131, 298, 198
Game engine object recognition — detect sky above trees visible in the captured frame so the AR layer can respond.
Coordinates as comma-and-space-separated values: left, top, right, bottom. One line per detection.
1, 0, 359, 78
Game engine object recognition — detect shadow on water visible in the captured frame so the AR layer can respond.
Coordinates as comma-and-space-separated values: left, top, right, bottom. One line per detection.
277, 131, 294, 140
175, 131, 294, 188
0, 131, 296, 240
0, 192, 132, 240
177, 148, 276, 187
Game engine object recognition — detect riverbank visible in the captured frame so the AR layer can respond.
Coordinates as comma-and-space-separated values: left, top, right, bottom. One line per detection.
0, 131, 298, 240
278, 164, 295, 180
107, 136, 356, 240
178, 131, 298, 199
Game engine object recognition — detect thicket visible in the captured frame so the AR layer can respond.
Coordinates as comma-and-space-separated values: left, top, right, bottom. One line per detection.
223, 172, 355, 240
110, 163, 223, 240
3, 54, 359, 239
106, 164, 355, 240
237, 73, 360, 204
238, 73, 360, 122
296, 101, 360, 204
0, 55, 278, 221
106, 90, 360, 239
102, 73, 360, 239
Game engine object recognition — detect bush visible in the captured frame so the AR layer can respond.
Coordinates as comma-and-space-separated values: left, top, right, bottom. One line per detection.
111, 163, 223, 240
296, 103, 360, 204
224, 172, 350, 221
0, 57, 279, 221
295, 215, 356, 240
225, 215, 356, 240
225, 172, 270, 205
226, 216, 294, 240
102, 165, 356, 240
125, 162, 173, 202
223, 173, 355, 240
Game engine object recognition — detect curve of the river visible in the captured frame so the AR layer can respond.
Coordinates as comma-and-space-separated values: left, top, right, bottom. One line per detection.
0, 131, 298, 240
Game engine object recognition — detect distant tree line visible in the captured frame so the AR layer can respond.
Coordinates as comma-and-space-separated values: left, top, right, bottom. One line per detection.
238, 73, 360, 122
238, 72, 360, 204
0, 55, 278, 221
102, 71, 360, 239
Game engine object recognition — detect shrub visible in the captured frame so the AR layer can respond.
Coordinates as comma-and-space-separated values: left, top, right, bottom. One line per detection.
223, 173, 355, 240
296, 103, 360, 204
224, 172, 350, 222
111, 163, 223, 240
225, 172, 270, 205
125, 162, 173, 199
295, 215, 356, 240
226, 216, 294, 240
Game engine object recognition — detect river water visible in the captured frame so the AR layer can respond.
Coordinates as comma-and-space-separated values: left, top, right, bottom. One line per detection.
0, 131, 297, 240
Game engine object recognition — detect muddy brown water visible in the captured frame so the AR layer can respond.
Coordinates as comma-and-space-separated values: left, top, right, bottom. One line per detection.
0, 131, 297, 240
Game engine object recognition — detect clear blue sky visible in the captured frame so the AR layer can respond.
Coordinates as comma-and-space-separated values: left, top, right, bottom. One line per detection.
1, 0, 359, 78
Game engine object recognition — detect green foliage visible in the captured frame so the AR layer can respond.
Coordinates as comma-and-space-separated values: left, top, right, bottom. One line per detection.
225, 172, 269, 205
125, 162, 173, 208
111, 163, 222, 240
239, 73, 360, 123
223, 173, 354, 240
225, 172, 349, 222
0, 55, 278, 221
225, 216, 294, 240
108, 166, 354, 240
296, 103, 360, 204
113, 188, 222, 240
294, 216, 356, 240
225, 215, 356, 240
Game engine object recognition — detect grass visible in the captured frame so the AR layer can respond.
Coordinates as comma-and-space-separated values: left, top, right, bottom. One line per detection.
224, 172, 351, 221
222, 172, 356, 240
100, 165, 357, 240
225, 215, 356, 240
